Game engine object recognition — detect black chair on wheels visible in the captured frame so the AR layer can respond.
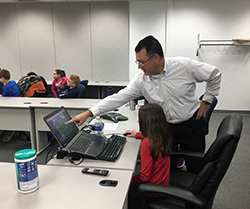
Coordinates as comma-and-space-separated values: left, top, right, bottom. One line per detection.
0, 81, 3, 94
136, 113, 243, 209
77, 84, 86, 98
80, 79, 89, 87
79, 80, 88, 98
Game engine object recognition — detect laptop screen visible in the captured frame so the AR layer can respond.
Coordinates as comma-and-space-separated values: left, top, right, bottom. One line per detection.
44, 107, 79, 147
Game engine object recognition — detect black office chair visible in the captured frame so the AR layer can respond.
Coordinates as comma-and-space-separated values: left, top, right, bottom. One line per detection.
0, 81, 3, 94
77, 84, 86, 98
80, 79, 89, 87
135, 113, 243, 209
80, 80, 88, 98
39, 76, 50, 94
199, 94, 218, 135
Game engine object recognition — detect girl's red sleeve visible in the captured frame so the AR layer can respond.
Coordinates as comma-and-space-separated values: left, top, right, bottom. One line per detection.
131, 139, 152, 185
51, 80, 57, 98
135, 132, 143, 139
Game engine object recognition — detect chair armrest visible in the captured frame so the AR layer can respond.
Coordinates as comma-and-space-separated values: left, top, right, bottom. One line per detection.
171, 151, 205, 160
138, 184, 207, 207
139, 152, 205, 165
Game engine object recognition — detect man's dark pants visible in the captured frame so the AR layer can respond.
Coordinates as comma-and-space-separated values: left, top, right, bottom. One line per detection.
169, 110, 206, 174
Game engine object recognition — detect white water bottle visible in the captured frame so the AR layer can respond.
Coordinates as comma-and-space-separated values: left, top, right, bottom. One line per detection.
95, 116, 103, 136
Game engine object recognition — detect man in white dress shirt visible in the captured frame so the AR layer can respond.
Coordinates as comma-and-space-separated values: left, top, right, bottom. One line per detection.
67, 35, 221, 172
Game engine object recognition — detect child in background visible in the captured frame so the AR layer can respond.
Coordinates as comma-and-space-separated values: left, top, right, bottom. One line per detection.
0, 69, 21, 142
0, 69, 21, 97
58, 75, 80, 98
51, 69, 68, 98
125, 103, 172, 208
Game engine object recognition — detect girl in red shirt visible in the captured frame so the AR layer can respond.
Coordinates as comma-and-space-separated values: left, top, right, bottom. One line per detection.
126, 103, 172, 208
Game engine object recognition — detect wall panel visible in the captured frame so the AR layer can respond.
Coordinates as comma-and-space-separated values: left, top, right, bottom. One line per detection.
91, 2, 129, 81
16, 3, 55, 79
52, 3, 92, 81
0, 4, 21, 80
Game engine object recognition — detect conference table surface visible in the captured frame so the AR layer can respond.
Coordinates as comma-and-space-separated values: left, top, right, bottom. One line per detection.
47, 104, 141, 171
0, 97, 36, 149
0, 162, 133, 209
0, 98, 141, 209
47, 136, 140, 171
0, 97, 141, 171
0, 97, 101, 151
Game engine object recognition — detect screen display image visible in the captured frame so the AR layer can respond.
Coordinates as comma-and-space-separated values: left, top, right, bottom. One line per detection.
45, 108, 77, 145
52, 112, 74, 141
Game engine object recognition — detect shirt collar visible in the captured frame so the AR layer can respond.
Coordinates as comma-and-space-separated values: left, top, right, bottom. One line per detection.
150, 68, 166, 79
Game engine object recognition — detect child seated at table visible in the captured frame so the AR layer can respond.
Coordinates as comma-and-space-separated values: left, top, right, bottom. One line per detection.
124, 103, 173, 209
57, 74, 80, 98
0, 69, 21, 97
51, 69, 68, 98
0, 69, 21, 142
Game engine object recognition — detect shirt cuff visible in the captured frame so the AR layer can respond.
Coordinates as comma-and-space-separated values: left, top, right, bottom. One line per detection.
135, 132, 142, 139
89, 106, 99, 117
202, 94, 214, 103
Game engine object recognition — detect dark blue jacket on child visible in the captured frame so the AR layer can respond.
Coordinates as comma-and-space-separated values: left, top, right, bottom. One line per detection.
57, 85, 79, 98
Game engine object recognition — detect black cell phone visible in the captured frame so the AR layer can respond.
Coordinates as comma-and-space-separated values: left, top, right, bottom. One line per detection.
82, 168, 109, 176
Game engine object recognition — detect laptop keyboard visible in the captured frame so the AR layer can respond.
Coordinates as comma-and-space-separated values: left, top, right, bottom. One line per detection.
98, 134, 127, 162
68, 132, 126, 162
69, 132, 94, 153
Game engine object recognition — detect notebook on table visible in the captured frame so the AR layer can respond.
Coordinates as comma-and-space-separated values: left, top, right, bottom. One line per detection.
43, 106, 126, 161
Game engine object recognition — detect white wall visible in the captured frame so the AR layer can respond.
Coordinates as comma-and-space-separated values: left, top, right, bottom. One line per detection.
1, 0, 250, 110
129, 1, 167, 80
16, 3, 55, 78
91, 2, 129, 81
0, 2, 129, 82
167, 0, 250, 111
130, 0, 250, 111
52, 3, 92, 80
0, 4, 22, 78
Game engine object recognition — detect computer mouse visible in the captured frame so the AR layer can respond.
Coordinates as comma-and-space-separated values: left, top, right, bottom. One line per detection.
123, 133, 131, 136
99, 180, 118, 187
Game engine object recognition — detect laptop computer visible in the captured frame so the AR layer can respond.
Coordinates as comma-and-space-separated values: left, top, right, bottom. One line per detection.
43, 106, 107, 159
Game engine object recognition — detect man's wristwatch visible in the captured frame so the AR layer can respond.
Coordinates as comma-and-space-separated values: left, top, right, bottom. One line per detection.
202, 100, 211, 106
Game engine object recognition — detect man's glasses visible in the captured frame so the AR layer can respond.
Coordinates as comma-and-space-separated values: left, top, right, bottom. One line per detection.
135, 54, 155, 66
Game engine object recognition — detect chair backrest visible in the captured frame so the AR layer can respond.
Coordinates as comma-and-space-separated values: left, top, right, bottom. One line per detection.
76, 84, 86, 98
80, 79, 88, 87
0, 81, 3, 94
39, 76, 50, 93
199, 94, 218, 135
190, 113, 243, 207
79, 80, 88, 98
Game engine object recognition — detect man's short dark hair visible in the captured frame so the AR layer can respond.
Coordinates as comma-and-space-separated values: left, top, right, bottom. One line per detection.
0, 69, 11, 80
135, 35, 164, 58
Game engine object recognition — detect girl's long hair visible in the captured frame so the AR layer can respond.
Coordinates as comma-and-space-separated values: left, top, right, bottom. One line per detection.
55, 69, 66, 77
139, 103, 172, 159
